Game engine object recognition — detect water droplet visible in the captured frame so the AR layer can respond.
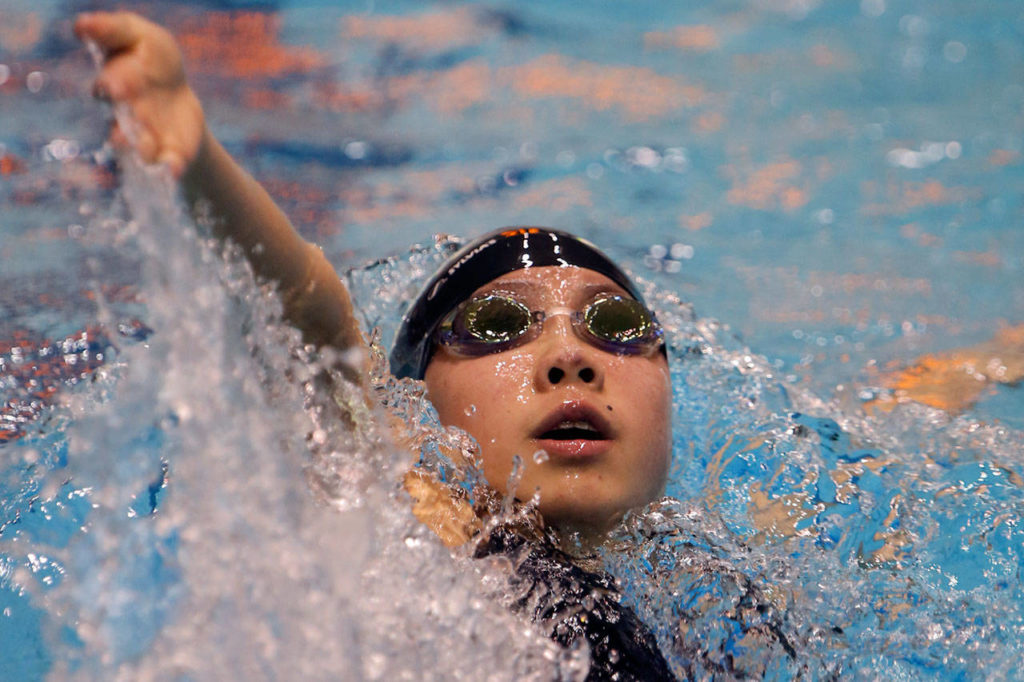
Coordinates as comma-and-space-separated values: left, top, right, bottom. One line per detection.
858, 388, 878, 402
344, 140, 367, 159
26, 71, 46, 93
627, 145, 660, 168
503, 455, 525, 509
464, 404, 476, 417
532, 449, 549, 464
44, 138, 81, 161
860, 0, 885, 18
944, 41, 967, 63
173, 402, 193, 423
899, 14, 928, 38
670, 243, 694, 260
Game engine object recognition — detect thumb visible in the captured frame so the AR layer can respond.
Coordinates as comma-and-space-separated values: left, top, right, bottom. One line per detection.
74, 12, 142, 54
157, 149, 187, 179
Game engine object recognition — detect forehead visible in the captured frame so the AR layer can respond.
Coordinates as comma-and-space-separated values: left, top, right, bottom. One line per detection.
472, 266, 629, 304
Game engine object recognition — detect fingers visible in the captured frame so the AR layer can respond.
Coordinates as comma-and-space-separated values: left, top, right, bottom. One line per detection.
158, 150, 187, 180
135, 127, 158, 165
109, 117, 191, 179
78, 11, 146, 102
74, 12, 142, 54
94, 47, 153, 101
76, 11, 201, 179
93, 51, 145, 102
108, 121, 132, 153
79, 11, 185, 102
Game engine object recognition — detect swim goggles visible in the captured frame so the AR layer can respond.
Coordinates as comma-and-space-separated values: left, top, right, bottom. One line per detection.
435, 293, 663, 356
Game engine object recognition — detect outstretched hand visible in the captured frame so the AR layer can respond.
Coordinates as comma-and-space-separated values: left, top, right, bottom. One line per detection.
75, 11, 205, 179
77, 12, 369, 388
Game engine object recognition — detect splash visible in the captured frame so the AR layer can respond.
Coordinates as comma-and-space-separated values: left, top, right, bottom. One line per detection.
0, 143, 584, 680
347, 231, 1024, 679
599, 282, 1024, 679
4, 147, 1023, 678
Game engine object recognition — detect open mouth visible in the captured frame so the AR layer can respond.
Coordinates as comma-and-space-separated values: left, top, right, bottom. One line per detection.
538, 420, 608, 441
533, 402, 614, 444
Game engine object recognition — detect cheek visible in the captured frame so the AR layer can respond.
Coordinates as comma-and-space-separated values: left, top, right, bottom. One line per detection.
617, 361, 672, 468
649, 366, 673, 428
425, 361, 525, 492
427, 354, 535, 415
425, 356, 529, 436
490, 352, 538, 405
654, 376, 674, 482
650, 368, 673, 448
425, 365, 473, 428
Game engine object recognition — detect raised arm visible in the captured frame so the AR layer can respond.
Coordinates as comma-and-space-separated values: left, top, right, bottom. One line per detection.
74, 12, 365, 368
76, 12, 479, 544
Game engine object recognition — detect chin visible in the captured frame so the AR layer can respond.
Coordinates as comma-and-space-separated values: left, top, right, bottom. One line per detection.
538, 499, 627, 535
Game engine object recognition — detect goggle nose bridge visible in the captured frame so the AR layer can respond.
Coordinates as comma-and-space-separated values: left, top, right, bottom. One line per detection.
530, 307, 586, 342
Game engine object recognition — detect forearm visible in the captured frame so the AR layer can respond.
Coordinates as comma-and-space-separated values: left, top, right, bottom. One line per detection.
183, 127, 366, 363
182, 129, 304, 286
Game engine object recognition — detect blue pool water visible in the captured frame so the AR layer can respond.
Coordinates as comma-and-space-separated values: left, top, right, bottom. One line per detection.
2, 0, 1023, 679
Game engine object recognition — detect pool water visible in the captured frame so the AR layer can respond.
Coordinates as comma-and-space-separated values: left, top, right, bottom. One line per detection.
2, 0, 1023, 679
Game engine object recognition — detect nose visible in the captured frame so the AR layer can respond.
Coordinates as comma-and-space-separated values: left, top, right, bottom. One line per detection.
533, 316, 604, 390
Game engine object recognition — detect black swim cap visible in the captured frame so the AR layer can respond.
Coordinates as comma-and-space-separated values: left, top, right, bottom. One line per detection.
390, 227, 645, 379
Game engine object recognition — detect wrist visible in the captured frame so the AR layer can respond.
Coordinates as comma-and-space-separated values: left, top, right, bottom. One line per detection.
181, 122, 216, 200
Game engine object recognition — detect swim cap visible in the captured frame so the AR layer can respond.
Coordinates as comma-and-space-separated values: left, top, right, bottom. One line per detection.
390, 227, 645, 379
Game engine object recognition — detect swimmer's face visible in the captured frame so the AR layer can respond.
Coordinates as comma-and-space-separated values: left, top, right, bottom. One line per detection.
424, 266, 672, 534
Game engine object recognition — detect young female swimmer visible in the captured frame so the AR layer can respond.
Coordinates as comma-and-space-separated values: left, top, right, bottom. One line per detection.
74, 11, 683, 679
73, 10, 673, 549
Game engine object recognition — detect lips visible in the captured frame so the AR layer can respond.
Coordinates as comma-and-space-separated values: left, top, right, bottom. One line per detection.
531, 402, 614, 459
539, 420, 605, 440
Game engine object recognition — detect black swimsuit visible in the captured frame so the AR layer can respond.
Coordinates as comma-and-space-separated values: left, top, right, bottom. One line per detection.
474, 526, 677, 681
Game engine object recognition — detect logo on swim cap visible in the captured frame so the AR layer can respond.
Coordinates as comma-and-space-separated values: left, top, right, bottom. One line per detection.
499, 227, 541, 237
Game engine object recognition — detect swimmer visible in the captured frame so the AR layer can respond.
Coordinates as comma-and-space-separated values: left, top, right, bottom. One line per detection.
73, 9, 671, 553
73, 12, 794, 679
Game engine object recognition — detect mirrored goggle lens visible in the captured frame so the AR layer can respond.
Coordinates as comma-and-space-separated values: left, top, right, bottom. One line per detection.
460, 295, 534, 342
580, 296, 661, 351
436, 295, 539, 355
